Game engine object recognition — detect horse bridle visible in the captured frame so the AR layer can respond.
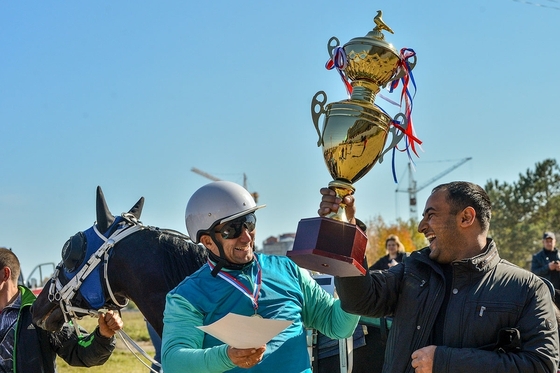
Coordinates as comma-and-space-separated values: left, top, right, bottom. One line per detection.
47, 212, 193, 324
47, 213, 144, 322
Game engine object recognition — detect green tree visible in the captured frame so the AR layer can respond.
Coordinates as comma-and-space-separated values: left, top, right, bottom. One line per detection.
485, 159, 560, 268
517, 159, 560, 230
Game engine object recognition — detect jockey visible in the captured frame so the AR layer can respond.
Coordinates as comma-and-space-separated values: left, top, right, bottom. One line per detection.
160, 181, 360, 373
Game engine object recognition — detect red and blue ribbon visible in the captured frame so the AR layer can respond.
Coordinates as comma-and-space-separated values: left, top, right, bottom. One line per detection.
325, 46, 353, 97
389, 48, 421, 157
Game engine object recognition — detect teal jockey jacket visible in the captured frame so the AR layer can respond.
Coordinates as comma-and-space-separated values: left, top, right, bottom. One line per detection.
162, 253, 359, 373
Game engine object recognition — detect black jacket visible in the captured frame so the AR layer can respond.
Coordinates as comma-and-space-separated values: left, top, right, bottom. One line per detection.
335, 239, 559, 373
14, 286, 116, 373
531, 248, 560, 289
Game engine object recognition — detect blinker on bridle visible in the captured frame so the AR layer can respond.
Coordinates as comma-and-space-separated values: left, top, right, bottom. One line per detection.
62, 232, 87, 273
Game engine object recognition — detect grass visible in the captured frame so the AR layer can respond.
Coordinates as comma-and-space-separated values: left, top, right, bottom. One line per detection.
57, 310, 160, 373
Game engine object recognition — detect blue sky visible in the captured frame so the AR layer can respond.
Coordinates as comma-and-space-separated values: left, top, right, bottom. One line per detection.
1, 1, 558, 277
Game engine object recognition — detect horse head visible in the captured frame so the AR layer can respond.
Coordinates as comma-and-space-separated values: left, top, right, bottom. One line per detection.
31, 186, 143, 331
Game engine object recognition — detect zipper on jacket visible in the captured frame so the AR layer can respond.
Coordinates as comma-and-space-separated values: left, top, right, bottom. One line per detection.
405, 271, 427, 287
412, 278, 443, 353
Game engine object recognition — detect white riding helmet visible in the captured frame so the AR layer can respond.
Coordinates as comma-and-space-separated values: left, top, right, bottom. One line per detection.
185, 181, 266, 243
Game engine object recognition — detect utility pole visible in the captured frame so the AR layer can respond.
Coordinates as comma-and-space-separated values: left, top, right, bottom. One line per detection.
396, 157, 472, 220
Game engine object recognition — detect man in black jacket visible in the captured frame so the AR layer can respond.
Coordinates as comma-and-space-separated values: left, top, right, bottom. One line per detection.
319, 181, 559, 373
0, 247, 123, 373
531, 232, 560, 290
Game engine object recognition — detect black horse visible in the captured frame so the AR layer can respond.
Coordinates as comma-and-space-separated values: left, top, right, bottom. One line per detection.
31, 186, 387, 372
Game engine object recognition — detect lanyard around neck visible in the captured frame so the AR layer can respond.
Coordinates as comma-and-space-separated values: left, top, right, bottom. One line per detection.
207, 256, 262, 313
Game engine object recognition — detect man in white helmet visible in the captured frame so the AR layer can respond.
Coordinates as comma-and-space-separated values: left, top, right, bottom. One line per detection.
161, 181, 359, 373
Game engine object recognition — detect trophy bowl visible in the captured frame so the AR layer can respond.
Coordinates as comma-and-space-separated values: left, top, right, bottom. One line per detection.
321, 100, 392, 187
288, 97, 392, 277
343, 35, 400, 94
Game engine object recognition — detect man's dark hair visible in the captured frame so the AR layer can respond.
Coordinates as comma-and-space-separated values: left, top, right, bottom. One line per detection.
431, 181, 492, 232
0, 247, 21, 283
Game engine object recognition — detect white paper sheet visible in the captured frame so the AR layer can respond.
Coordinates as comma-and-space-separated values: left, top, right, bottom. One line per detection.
197, 313, 293, 349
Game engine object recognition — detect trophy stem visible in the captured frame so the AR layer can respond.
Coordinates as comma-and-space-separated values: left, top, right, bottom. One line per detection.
327, 180, 355, 223
350, 85, 378, 105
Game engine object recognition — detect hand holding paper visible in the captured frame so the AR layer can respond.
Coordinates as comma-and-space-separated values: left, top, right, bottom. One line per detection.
227, 344, 266, 369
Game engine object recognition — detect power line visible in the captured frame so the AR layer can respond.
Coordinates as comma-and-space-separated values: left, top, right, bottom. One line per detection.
512, 0, 560, 10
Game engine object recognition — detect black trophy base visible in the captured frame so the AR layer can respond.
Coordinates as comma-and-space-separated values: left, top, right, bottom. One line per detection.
287, 217, 367, 277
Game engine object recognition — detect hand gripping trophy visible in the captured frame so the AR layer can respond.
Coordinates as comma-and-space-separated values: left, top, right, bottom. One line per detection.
288, 11, 420, 277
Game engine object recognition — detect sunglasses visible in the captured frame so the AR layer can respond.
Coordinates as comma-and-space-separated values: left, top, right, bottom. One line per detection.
214, 213, 257, 239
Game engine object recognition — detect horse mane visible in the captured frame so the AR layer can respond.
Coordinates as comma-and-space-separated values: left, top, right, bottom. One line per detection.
105, 227, 208, 336
155, 230, 208, 289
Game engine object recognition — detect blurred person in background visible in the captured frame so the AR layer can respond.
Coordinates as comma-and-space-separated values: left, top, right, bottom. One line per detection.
532, 232, 560, 291
369, 234, 407, 270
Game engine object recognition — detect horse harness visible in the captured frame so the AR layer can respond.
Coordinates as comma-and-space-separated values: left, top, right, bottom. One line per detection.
45, 213, 192, 373
47, 213, 143, 321
47, 213, 192, 322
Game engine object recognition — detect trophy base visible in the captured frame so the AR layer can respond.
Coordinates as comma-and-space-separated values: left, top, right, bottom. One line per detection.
287, 217, 367, 277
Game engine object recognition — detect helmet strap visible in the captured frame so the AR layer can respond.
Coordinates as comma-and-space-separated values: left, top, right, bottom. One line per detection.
210, 258, 228, 277
207, 231, 228, 277
208, 250, 229, 277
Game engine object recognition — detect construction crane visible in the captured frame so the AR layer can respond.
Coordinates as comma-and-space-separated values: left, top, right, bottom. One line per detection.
396, 157, 472, 220
191, 167, 259, 203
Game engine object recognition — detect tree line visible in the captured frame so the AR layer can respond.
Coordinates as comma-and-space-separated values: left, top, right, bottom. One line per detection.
364, 158, 560, 269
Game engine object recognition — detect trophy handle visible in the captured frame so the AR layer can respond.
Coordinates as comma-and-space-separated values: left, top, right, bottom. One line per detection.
388, 53, 417, 84
311, 91, 328, 147
378, 113, 407, 164
327, 37, 340, 58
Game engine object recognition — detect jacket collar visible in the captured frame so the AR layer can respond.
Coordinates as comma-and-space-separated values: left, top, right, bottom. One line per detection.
451, 238, 499, 272
414, 238, 500, 272
18, 286, 37, 308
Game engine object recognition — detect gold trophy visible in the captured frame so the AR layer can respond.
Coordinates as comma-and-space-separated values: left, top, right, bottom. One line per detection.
288, 11, 417, 277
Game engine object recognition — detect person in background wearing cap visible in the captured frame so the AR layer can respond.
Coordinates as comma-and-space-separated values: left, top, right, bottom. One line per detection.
532, 232, 560, 290
160, 181, 359, 373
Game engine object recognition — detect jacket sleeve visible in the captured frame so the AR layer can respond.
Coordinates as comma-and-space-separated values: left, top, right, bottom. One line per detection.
532, 252, 551, 277
432, 277, 559, 373
161, 293, 235, 373
50, 323, 116, 367
298, 267, 359, 340
334, 264, 404, 318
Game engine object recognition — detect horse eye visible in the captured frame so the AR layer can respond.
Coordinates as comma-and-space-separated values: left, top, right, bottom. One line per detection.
62, 232, 87, 272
